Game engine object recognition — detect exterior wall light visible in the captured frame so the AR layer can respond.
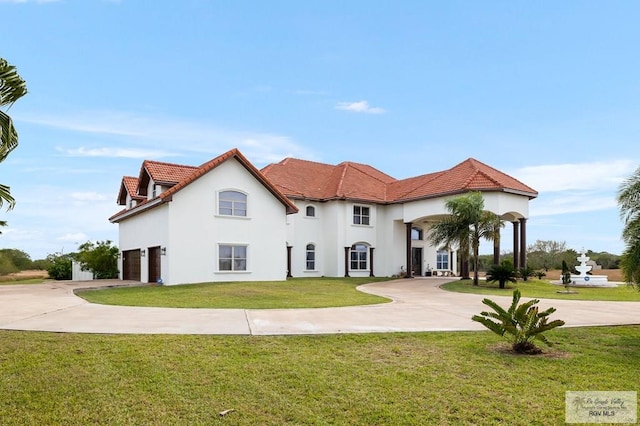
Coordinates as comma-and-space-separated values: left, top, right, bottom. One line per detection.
161, 247, 167, 255
141, 249, 146, 257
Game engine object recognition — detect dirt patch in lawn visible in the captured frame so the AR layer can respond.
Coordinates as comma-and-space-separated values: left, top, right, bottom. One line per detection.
489, 342, 572, 359
0, 270, 49, 281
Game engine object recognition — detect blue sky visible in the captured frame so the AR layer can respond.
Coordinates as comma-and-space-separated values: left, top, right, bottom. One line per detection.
1, 0, 639, 260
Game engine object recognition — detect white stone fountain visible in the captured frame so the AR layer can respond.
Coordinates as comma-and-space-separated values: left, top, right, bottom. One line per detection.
569, 250, 615, 287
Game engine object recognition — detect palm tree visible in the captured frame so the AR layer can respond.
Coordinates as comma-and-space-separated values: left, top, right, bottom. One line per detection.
617, 166, 640, 288
0, 57, 28, 210
470, 208, 503, 286
428, 192, 502, 286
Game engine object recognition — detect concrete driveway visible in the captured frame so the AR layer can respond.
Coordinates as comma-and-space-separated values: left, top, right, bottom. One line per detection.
1, 278, 639, 335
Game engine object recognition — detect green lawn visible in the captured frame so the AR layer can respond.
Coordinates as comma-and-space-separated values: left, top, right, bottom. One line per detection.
0, 326, 638, 425
441, 279, 640, 301
77, 277, 392, 308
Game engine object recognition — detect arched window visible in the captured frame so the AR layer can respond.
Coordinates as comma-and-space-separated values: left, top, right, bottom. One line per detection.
350, 243, 368, 270
306, 243, 316, 270
218, 190, 247, 216
306, 205, 316, 217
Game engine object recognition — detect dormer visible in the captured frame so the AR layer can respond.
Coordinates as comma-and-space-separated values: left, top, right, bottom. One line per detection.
137, 160, 199, 201
117, 176, 145, 209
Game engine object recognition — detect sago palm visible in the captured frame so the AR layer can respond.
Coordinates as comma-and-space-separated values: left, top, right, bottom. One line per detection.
486, 261, 517, 289
472, 289, 565, 354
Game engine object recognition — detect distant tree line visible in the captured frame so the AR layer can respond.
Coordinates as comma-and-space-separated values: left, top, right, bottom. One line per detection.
0, 248, 50, 275
0, 241, 119, 280
473, 239, 620, 273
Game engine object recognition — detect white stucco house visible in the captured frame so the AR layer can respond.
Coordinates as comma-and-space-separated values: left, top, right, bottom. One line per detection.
110, 148, 537, 285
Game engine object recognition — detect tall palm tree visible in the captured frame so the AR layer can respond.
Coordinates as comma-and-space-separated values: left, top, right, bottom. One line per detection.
617, 166, 640, 288
428, 192, 502, 286
0, 57, 28, 210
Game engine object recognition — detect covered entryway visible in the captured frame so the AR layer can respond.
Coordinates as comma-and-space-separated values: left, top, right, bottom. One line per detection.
148, 246, 161, 283
122, 249, 141, 281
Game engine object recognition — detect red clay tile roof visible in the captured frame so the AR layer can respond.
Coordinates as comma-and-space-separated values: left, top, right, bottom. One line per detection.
117, 176, 145, 205
142, 161, 199, 185
389, 158, 537, 202
158, 149, 298, 214
262, 157, 537, 203
261, 158, 396, 202
112, 152, 536, 223
110, 149, 298, 222
136, 160, 199, 196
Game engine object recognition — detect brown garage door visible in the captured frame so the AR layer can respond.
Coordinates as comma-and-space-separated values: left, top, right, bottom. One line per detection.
122, 249, 141, 281
148, 246, 161, 283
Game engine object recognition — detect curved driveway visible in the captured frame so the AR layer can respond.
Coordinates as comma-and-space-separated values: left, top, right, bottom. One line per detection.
1, 278, 639, 335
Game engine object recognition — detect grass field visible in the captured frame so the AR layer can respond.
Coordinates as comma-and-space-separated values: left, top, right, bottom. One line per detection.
77, 277, 392, 308
0, 270, 48, 285
0, 326, 638, 425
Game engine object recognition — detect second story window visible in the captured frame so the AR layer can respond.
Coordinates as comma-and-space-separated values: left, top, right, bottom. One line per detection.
411, 227, 423, 240
305, 205, 316, 217
219, 190, 247, 216
353, 205, 370, 225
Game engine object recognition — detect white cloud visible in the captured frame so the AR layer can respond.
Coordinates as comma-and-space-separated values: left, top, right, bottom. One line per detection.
506, 159, 637, 218
511, 160, 636, 193
57, 232, 88, 242
62, 146, 178, 159
18, 110, 313, 165
530, 193, 618, 217
0, 228, 44, 241
335, 100, 386, 114
70, 192, 109, 202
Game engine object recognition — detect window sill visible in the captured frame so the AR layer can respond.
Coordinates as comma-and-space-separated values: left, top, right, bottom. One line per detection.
215, 271, 252, 274
351, 224, 373, 228
215, 215, 251, 220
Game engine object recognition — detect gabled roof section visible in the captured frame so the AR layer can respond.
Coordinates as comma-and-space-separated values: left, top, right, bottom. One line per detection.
137, 160, 199, 196
262, 157, 537, 204
158, 149, 298, 214
110, 148, 298, 223
261, 158, 396, 202
117, 176, 145, 205
389, 158, 538, 201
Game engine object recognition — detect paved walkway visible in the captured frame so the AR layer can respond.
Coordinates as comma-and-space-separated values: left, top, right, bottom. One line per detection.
1, 278, 639, 335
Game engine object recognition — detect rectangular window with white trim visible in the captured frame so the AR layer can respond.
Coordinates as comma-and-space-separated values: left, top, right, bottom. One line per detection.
218, 245, 247, 271
353, 205, 370, 225
436, 250, 449, 270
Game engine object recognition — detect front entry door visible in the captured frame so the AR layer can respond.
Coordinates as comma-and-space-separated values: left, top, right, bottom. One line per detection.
411, 247, 423, 277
